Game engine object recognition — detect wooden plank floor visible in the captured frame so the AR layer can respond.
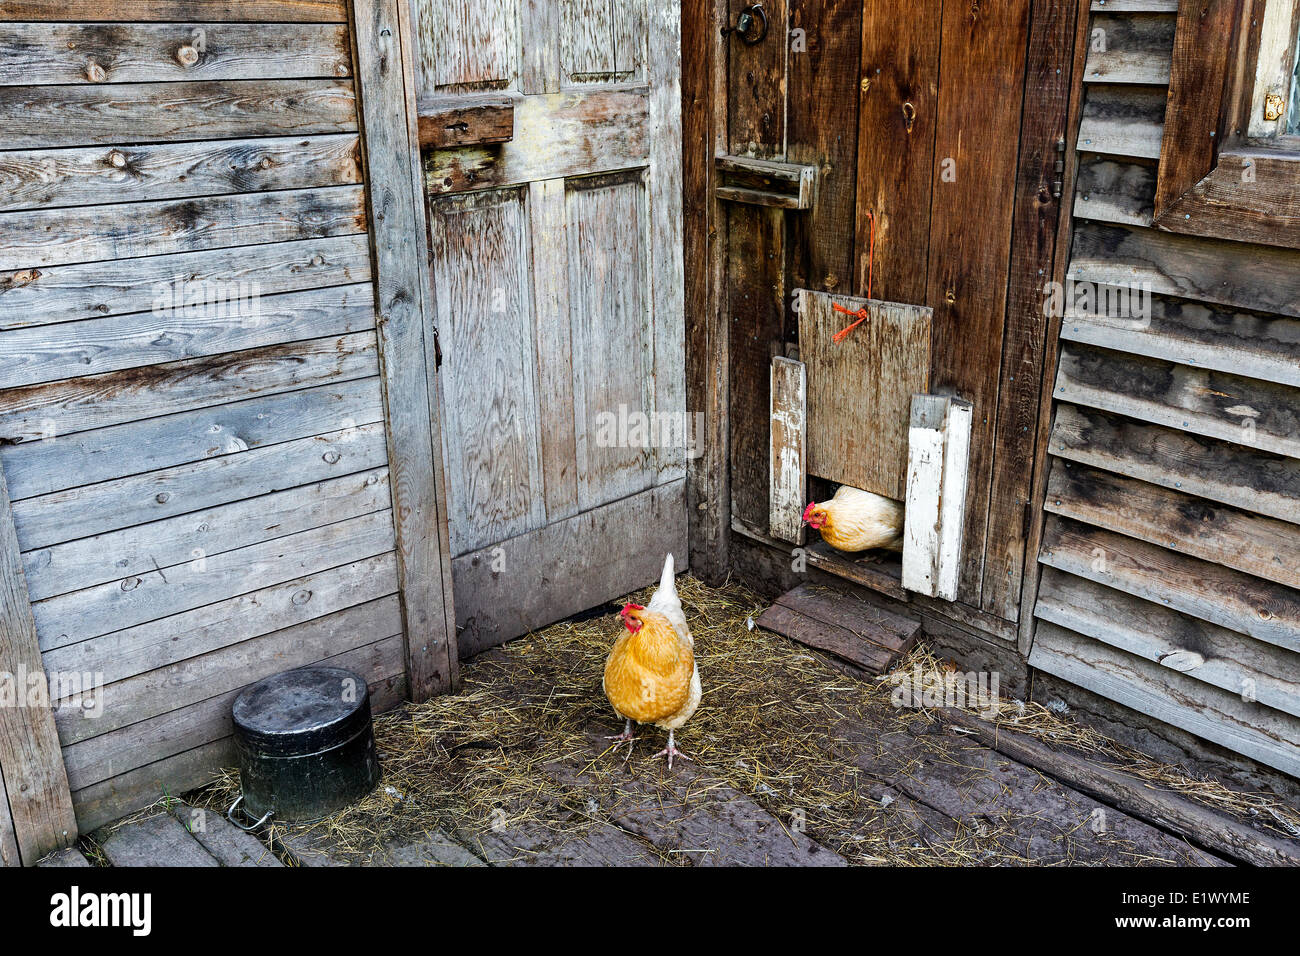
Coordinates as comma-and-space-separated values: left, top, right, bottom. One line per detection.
69, 700, 1230, 867
56, 579, 1300, 867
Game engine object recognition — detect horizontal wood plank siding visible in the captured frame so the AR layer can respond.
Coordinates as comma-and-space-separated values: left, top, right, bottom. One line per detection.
1034, 3, 1300, 779
0, 134, 362, 213
0, 23, 351, 86
0, 1, 409, 836
0, 80, 358, 149
0, 2, 349, 21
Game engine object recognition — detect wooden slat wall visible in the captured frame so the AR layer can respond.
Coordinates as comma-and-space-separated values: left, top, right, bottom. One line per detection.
0, 4, 410, 834
1032, 1, 1300, 777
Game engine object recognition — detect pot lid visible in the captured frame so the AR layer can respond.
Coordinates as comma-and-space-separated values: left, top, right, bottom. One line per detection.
233, 666, 372, 757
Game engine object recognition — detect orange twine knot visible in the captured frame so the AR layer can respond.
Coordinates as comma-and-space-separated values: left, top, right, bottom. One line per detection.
831, 303, 869, 343
832, 210, 876, 344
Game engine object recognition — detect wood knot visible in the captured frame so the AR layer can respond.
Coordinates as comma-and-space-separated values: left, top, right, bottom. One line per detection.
107, 149, 128, 168
176, 44, 200, 67
292, 589, 313, 606
85, 60, 106, 82
322, 450, 342, 464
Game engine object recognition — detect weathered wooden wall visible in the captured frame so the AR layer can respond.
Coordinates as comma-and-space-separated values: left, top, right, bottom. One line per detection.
1028, 0, 1300, 778
0, 0, 419, 834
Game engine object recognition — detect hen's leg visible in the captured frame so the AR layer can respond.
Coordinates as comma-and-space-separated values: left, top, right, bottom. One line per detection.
654, 730, 692, 769
605, 718, 637, 759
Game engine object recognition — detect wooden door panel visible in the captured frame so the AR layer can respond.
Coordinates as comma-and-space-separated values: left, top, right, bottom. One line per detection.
563, 0, 617, 80
612, 0, 644, 77
429, 187, 545, 555
560, 0, 644, 85
417, 0, 520, 93
566, 170, 654, 510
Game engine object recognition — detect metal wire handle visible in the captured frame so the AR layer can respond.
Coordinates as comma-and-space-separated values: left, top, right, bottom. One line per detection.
226, 794, 274, 832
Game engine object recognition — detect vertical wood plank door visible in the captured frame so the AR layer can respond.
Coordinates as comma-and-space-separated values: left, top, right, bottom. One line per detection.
417, 0, 687, 655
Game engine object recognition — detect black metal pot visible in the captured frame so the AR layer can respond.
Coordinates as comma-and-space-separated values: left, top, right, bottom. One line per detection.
228, 666, 381, 829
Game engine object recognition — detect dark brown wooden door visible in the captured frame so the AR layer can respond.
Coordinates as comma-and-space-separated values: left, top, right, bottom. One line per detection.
725, 0, 1058, 626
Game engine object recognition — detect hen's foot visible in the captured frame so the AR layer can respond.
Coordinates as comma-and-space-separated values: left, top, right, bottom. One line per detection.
653, 745, 691, 769
605, 719, 637, 760
654, 730, 691, 769
604, 718, 636, 743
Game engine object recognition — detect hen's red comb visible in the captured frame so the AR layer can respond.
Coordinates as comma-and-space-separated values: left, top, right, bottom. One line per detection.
621, 602, 645, 614
802, 502, 818, 523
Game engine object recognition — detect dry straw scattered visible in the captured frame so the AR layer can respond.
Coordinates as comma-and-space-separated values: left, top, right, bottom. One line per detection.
191, 576, 1300, 865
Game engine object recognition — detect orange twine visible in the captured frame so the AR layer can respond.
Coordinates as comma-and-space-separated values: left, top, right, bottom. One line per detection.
832, 211, 875, 344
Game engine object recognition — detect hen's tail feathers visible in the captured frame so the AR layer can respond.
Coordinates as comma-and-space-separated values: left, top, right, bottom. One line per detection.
647, 553, 678, 611
657, 552, 675, 599
647, 553, 690, 642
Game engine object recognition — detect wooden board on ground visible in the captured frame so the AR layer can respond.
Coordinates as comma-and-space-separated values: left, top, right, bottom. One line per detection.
454, 818, 659, 867
98, 812, 219, 867
274, 822, 484, 867
768, 356, 806, 544
756, 582, 921, 674
940, 707, 1300, 868
834, 709, 1228, 866
169, 801, 282, 868
797, 289, 932, 500
545, 730, 848, 867
756, 604, 896, 673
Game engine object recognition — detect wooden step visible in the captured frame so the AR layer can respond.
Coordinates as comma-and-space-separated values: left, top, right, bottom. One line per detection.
756, 583, 921, 674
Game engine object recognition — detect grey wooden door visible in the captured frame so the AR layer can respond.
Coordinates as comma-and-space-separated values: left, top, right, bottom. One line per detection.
415, 0, 687, 653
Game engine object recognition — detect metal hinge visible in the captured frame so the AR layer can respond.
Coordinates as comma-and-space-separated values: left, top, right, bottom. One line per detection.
1265, 92, 1286, 123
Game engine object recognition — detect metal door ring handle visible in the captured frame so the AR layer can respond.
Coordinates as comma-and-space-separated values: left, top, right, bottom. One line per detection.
742, 5, 768, 44
726, 4, 768, 45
